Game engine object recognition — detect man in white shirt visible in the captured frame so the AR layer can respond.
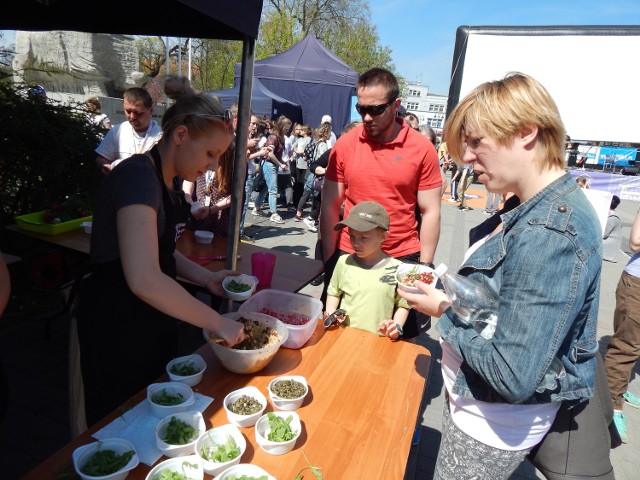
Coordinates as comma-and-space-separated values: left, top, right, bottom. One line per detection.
322, 114, 337, 148
95, 87, 162, 174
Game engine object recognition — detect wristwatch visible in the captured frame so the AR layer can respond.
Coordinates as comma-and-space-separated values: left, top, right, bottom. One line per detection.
420, 261, 435, 269
395, 323, 404, 338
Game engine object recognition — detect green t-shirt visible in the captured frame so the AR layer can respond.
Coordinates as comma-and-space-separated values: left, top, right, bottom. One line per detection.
327, 254, 410, 335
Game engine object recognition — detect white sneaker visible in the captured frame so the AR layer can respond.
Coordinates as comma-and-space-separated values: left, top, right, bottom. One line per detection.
270, 213, 285, 224
251, 207, 261, 216
248, 201, 255, 208
303, 218, 316, 229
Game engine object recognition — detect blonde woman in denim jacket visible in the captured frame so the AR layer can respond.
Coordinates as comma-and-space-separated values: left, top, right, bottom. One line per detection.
399, 73, 605, 479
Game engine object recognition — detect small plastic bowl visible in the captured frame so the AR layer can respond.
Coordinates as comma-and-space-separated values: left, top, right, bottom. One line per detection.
72, 438, 139, 480
144, 454, 203, 480
395, 263, 436, 294
216, 463, 276, 480
268, 375, 308, 411
80, 222, 92, 234
166, 354, 207, 387
155, 411, 206, 458
255, 411, 302, 455
195, 424, 246, 476
222, 274, 259, 302
194, 230, 214, 244
223, 386, 267, 428
147, 382, 195, 418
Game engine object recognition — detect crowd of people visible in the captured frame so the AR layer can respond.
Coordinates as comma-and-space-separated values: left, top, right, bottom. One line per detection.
4, 67, 634, 478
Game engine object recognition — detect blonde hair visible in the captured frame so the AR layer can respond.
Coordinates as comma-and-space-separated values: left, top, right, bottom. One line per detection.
444, 72, 566, 170
161, 76, 230, 139
315, 123, 331, 141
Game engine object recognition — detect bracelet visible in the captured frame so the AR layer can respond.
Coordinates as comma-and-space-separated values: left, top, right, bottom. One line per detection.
395, 323, 404, 338
420, 261, 435, 269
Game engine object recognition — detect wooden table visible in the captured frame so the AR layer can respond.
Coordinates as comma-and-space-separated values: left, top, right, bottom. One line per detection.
5, 226, 323, 293
22, 324, 430, 480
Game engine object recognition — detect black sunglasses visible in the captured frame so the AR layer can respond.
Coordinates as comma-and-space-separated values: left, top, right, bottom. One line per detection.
355, 99, 396, 117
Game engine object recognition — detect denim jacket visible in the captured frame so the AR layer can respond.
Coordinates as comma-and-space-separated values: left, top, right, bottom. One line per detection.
437, 174, 602, 405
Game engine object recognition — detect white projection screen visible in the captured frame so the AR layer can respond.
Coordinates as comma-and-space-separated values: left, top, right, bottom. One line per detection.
447, 26, 640, 144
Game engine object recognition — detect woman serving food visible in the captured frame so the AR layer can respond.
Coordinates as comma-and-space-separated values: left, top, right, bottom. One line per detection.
399, 73, 608, 479
77, 76, 244, 425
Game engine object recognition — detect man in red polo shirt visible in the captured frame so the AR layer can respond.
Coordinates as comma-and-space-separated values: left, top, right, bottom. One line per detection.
320, 67, 442, 339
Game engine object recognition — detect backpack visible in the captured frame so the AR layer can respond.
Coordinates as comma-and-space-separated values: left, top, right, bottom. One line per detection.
303, 139, 317, 165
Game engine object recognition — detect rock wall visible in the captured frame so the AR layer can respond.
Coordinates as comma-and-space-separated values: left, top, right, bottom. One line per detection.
12, 30, 145, 103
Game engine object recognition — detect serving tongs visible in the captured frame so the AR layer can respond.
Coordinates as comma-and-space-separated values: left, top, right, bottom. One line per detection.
323, 309, 346, 329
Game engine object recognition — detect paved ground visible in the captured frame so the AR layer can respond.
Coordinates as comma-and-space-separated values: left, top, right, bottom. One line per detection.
1, 176, 639, 479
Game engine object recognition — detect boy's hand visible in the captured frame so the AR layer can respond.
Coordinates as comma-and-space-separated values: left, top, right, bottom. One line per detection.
377, 319, 402, 341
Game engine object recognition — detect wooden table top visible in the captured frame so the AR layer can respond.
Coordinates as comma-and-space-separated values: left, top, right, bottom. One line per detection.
6, 226, 323, 293
22, 324, 431, 480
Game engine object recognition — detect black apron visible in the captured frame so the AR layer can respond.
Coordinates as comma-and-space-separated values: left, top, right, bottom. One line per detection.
77, 147, 190, 425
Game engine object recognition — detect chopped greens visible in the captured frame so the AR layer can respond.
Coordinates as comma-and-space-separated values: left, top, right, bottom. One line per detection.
151, 388, 185, 406
169, 360, 200, 376
162, 416, 198, 445
225, 279, 251, 292
80, 446, 134, 476
270, 379, 306, 399
227, 395, 263, 415
153, 470, 188, 480
152, 461, 199, 480
266, 412, 297, 442
200, 434, 241, 463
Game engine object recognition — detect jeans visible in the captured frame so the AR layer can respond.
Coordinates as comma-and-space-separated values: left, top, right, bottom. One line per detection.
254, 161, 278, 214
240, 172, 254, 235
485, 191, 501, 212
605, 270, 640, 410
457, 172, 474, 208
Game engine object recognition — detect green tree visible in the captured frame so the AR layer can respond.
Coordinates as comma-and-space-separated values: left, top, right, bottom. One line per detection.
0, 82, 103, 225
261, 0, 395, 73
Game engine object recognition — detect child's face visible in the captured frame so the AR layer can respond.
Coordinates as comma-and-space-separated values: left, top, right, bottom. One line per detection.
348, 227, 386, 260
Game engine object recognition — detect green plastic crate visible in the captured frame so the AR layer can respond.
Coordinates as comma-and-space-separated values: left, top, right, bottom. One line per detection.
15, 211, 93, 236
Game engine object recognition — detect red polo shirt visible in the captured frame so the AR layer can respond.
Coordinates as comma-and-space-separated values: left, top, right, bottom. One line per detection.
325, 118, 441, 257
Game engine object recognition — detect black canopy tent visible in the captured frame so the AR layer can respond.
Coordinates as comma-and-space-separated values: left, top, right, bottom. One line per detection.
0, 0, 264, 272
207, 77, 303, 124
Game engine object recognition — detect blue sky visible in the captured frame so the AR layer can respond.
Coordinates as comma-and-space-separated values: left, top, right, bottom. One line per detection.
369, 0, 640, 94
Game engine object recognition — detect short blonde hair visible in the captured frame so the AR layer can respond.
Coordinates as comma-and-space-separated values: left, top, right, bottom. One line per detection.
444, 72, 566, 170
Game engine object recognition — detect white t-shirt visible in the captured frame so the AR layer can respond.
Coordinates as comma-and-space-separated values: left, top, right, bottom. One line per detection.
440, 236, 560, 450
95, 120, 162, 168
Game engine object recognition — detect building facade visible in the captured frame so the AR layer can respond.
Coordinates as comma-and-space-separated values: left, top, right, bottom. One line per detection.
401, 80, 448, 136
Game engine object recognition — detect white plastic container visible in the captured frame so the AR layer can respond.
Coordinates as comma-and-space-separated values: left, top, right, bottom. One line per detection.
166, 354, 207, 387
72, 438, 139, 480
147, 382, 195, 417
238, 289, 323, 349
155, 411, 206, 458
216, 463, 276, 480
223, 386, 267, 427
195, 424, 246, 476
145, 455, 203, 480
268, 375, 308, 411
254, 411, 301, 455
194, 230, 214, 244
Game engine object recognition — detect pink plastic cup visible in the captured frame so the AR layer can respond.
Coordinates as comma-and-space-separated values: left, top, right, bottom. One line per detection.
251, 252, 276, 289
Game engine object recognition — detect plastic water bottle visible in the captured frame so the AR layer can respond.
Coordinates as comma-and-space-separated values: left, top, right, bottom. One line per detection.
434, 263, 499, 340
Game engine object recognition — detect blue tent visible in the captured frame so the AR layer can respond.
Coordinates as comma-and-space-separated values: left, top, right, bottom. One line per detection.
208, 77, 303, 124
234, 35, 359, 132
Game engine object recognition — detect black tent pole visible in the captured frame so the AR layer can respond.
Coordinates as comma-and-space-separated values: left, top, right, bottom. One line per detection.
225, 34, 255, 274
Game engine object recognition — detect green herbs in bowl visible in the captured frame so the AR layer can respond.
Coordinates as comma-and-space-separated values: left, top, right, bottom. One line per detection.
222, 274, 258, 301
81, 448, 135, 476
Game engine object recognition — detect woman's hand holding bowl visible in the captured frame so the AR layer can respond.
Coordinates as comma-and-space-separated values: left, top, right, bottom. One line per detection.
397, 280, 451, 317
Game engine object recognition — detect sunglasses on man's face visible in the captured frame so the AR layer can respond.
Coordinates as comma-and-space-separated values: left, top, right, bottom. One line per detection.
355, 99, 396, 117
